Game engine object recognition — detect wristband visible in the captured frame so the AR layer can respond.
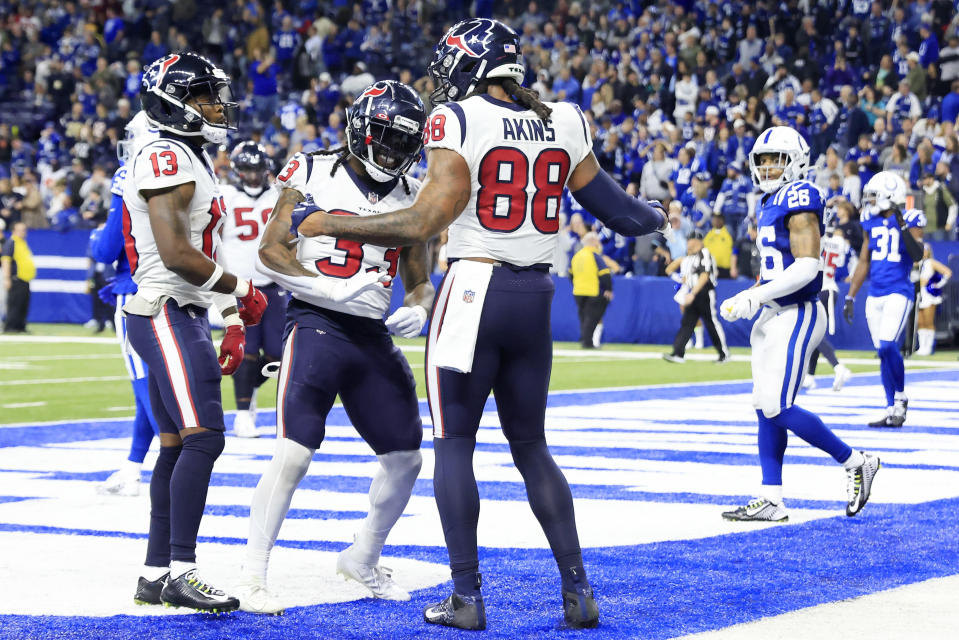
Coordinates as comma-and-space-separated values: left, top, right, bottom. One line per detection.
199, 264, 224, 292
232, 278, 251, 298
222, 313, 243, 327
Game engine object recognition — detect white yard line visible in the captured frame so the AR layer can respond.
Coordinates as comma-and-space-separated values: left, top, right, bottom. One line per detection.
1, 402, 47, 409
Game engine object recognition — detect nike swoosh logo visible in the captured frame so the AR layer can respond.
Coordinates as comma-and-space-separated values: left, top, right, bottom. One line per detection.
154, 144, 171, 150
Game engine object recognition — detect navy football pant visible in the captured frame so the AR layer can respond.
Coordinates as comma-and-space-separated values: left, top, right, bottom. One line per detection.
234, 284, 287, 410
127, 300, 226, 566
426, 266, 585, 595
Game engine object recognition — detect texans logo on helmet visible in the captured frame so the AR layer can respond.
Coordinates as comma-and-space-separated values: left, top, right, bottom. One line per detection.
359, 85, 389, 100
444, 19, 496, 57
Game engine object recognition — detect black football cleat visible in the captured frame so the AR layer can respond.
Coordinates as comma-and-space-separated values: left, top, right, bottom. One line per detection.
562, 567, 599, 629
160, 569, 239, 613
134, 573, 168, 605
424, 592, 486, 630
868, 414, 898, 428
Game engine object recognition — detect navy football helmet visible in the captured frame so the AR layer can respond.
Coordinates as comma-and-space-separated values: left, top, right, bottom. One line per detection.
230, 141, 274, 196
428, 18, 525, 105
140, 52, 238, 144
346, 80, 426, 182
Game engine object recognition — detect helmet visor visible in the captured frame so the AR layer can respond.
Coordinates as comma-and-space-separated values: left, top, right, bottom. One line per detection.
366, 119, 423, 174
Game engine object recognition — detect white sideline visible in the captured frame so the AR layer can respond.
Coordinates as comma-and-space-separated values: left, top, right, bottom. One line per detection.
679, 574, 959, 640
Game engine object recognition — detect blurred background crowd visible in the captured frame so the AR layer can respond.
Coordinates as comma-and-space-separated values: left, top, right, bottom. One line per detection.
2, 0, 959, 280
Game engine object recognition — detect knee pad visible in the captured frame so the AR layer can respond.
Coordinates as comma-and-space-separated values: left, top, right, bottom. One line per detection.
378, 449, 423, 484
878, 340, 899, 361
182, 429, 225, 461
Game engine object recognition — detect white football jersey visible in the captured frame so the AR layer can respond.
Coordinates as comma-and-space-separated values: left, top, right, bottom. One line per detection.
219, 183, 276, 286
820, 233, 848, 292
274, 152, 420, 319
424, 95, 593, 266
122, 137, 224, 308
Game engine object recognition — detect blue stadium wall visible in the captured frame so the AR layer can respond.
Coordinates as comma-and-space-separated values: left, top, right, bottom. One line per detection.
24, 229, 959, 350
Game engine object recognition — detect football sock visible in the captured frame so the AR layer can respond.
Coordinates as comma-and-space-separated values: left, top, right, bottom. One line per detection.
818, 338, 839, 368
169, 430, 224, 563
233, 354, 260, 411
145, 444, 181, 568
877, 340, 902, 406
808, 349, 820, 375
170, 560, 196, 579
759, 484, 783, 505
843, 450, 865, 470
142, 564, 169, 581
351, 449, 422, 565
254, 355, 271, 388
128, 377, 159, 463
773, 405, 852, 464
508, 438, 584, 591
918, 328, 935, 353
432, 437, 481, 596
245, 437, 314, 583
694, 325, 704, 349
757, 410, 787, 486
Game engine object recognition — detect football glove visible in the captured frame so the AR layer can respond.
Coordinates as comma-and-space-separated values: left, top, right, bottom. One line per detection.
649, 199, 673, 241
385, 305, 428, 338
237, 282, 268, 326
218, 320, 245, 375
843, 295, 855, 325
720, 290, 761, 321
312, 270, 392, 303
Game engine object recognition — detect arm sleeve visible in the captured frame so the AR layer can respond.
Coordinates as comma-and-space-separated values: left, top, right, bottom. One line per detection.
273, 152, 313, 195
90, 193, 126, 263
131, 141, 197, 191
424, 103, 466, 156
570, 169, 666, 237
752, 257, 820, 303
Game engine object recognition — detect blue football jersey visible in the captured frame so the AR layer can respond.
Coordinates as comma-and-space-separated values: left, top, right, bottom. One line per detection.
756, 179, 825, 307
861, 208, 925, 298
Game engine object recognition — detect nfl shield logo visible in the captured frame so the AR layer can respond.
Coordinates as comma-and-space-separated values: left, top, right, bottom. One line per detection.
368, 191, 379, 204
463, 290, 475, 303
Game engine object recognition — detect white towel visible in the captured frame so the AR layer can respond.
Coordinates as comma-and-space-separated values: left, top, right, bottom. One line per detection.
432, 260, 494, 373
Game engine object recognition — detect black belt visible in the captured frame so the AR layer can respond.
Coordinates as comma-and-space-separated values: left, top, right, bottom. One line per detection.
449, 258, 551, 273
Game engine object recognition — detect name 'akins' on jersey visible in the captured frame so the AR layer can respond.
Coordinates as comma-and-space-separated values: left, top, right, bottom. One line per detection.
502, 117, 556, 142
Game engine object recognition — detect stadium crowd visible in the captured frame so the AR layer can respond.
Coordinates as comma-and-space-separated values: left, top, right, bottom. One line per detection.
2, 0, 959, 278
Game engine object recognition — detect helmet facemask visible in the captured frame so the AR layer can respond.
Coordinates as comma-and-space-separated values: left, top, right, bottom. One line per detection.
184, 76, 238, 144
348, 112, 424, 183
749, 149, 806, 194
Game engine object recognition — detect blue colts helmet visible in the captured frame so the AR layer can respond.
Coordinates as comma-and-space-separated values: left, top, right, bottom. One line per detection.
346, 80, 426, 183
428, 18, 526, 105
230, 141, 274, 195
140, 52, 238, 145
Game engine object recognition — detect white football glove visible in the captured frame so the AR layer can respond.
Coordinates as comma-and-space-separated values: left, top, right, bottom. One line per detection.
720, 290, 761, 322
385, 305, 428, 338
312, 269, 392, 303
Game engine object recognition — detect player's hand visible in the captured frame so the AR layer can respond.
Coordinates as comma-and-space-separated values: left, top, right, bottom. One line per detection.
238, 282, 268, 326
843, 295, 855, 325
218, 321, 245, 375
385, 305, 428, 338
312, 269, 392, 303
720, 290, 760, 321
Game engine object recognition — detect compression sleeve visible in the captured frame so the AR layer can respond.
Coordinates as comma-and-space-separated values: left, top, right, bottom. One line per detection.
571, 169, 667, 237
91, 194, 126, 264
752, 257, 820, 304
900, 226, 924, 261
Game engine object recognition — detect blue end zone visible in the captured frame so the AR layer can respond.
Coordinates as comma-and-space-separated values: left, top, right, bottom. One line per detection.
1, 368, 957, 639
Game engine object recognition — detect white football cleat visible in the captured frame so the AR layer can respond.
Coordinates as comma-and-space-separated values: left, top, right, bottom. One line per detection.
801, 374, 817, 391
236, 579, 285, 615
336, 547, 410, 601
832, 363, 852, 391
97, 468, 140, 496
722, 497, 789, 522
233, 410, 259, 438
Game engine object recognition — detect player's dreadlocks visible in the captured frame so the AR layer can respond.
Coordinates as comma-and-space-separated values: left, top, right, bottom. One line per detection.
308, 146, 412, 195
471, 77, 553, 122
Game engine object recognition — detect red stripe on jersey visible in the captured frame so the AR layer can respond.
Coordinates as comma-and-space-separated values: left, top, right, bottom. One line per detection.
121, 202, 139, 275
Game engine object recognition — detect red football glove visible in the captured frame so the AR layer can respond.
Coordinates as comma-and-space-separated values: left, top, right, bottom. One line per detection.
218, 323, 246, 375
237, 282, 268, 326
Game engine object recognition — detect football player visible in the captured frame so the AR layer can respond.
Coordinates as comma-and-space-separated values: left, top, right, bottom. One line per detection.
720, 126, 880, 522
238, 80, 433, 615
219, 141, 287, 438
92, 111, 161, 496
844, 172, 926, 427
802, 213, 853, 391
122, 53, 267, 612
292, 18, 669, 630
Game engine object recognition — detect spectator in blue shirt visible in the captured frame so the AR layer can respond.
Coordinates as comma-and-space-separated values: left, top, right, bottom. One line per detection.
942, 80, 959, 124
918, 23, 939, 68
552, 67, 580, 104
846, 133, 880, 185
713, 162, 752, 233
249, 49, 280, 125
141, 30, 166, 66
272, 16, 300, 65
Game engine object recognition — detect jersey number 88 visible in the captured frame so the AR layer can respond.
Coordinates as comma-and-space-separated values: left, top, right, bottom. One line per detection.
475, 147, 571, 234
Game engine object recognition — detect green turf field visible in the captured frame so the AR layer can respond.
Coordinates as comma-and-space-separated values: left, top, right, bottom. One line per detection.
1, 324, 955, 424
